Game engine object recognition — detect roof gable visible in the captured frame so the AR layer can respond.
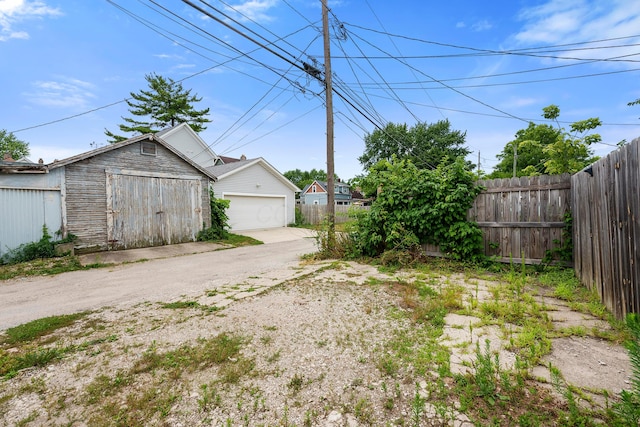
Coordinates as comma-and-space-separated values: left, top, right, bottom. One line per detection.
48, 133, 217, 181
208, 157, 299, 192
156, 123, 219, 168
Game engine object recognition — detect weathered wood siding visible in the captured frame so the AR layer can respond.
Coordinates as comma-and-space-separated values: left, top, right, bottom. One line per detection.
64, 141, 211, 250
469, 174, 572, 264
572, 138, 640, 319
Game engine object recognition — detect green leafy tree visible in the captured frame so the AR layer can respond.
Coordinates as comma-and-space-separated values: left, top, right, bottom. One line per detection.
105, 73, 211, 143
0, 129, 30, 160
283, 168, 339, 190
359, 120, 470, 170
489, 122, 561, 178
541, 105, 601, 174
490, 105, 600, 177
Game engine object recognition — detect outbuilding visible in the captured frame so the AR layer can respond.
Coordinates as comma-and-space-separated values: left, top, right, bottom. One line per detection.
0, 133, 215, 254
207, 158, 299, 231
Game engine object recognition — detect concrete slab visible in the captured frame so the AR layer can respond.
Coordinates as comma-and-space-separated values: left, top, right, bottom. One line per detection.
235, 227, 316, 244
78, 241, 226, 266
77, 228, 315, 266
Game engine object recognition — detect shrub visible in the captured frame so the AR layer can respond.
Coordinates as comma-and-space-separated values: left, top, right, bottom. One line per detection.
350, 157, 484, 261
197, 192, 230, 241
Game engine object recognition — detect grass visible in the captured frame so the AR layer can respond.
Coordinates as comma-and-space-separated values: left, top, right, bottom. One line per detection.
1, 312, 90, 345
0, 256, 108, 281
220, 233, 263, 247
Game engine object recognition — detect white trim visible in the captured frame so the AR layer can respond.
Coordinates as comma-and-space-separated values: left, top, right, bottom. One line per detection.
222, 191, 285, 198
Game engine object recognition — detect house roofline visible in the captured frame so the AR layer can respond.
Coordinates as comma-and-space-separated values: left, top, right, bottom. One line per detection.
48, 133, 217, 181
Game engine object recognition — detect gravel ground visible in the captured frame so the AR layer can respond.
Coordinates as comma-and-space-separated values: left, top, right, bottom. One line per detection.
0, 260, 633, 427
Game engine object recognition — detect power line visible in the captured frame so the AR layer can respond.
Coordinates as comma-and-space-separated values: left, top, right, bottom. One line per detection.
342, 23, 640, 62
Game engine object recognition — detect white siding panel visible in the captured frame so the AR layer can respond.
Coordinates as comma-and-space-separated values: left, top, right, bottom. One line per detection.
212, 163, 295, 229
0, 188, 62, 256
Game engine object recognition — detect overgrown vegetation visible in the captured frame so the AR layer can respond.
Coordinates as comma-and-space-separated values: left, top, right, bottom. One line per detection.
326, 157, 483, 261
197, 194, 230, 241
1, 226, 76, 265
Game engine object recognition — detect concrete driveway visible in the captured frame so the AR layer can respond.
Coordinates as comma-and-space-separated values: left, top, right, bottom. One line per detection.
0, 227, 317, 331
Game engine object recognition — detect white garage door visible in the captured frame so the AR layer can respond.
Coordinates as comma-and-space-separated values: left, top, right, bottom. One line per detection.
224, 194, 286, 231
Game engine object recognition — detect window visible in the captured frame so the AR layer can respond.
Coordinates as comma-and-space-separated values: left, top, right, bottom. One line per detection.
312, 185, 317, 193
141, 142, 157, 156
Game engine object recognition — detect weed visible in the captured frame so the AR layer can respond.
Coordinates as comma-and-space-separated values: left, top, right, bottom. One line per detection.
354, 397, 374, 423
411, 384, 425, 427
613, 314, 640, 425
198, 383, 222, 411
287, 373, 305, 394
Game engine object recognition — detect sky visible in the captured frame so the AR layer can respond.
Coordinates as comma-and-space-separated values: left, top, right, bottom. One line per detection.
1, 0, 639, 180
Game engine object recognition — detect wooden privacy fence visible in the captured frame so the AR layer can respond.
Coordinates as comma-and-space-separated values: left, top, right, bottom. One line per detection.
298, 204, 369, 225
469, 174, 572, 264
572, 138, 640, 320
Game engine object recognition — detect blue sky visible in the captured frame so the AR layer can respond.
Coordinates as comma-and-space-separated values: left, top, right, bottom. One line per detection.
1, 0, 639, 179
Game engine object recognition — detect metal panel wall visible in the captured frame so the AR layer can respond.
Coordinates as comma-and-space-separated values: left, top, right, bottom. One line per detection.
0, 188, 62, 256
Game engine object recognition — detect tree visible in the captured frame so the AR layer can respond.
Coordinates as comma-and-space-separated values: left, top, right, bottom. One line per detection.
283, 168, 339, 190
0, 129, 30, 160
105, 73, 211, 143
490, 105, 600, 177
541, 105, 601, 174
358, 120, 470, 171
489, 122, 561, 178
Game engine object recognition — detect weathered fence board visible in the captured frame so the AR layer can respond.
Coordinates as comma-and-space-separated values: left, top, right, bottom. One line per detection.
298, 204, 368, 225
470, 174, 572, 264
572, 137, 640, 320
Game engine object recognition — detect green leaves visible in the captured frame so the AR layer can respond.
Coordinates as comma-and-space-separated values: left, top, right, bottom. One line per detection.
351, 157, 483, 260
358, 120, 470, 171
0, 129, 30, 160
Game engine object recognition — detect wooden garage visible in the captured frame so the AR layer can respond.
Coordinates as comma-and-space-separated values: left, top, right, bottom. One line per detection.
48, 134, 216, 251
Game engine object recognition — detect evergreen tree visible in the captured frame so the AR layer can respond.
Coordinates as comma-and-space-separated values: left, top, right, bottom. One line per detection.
105, 73, 211, 143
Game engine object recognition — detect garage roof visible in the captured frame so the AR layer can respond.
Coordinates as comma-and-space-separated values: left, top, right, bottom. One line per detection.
208, 157, 299, 192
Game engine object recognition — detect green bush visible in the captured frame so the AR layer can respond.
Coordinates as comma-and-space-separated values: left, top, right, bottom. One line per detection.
350, 157, 484, 261
197, 193, 230, 241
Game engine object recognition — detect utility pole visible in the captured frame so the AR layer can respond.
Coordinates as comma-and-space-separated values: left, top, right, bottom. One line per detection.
477, 151, 481, 177
322, 0, 335, 246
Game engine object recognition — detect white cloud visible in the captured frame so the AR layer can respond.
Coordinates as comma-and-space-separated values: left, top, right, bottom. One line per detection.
511, 0, 640, 67
0, 0, 61, 41
514, 1, 640, 46
456, 21, 466, 29
25, 77, 96, 109
223, 0, 278, 23
472, 20, 492, 32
